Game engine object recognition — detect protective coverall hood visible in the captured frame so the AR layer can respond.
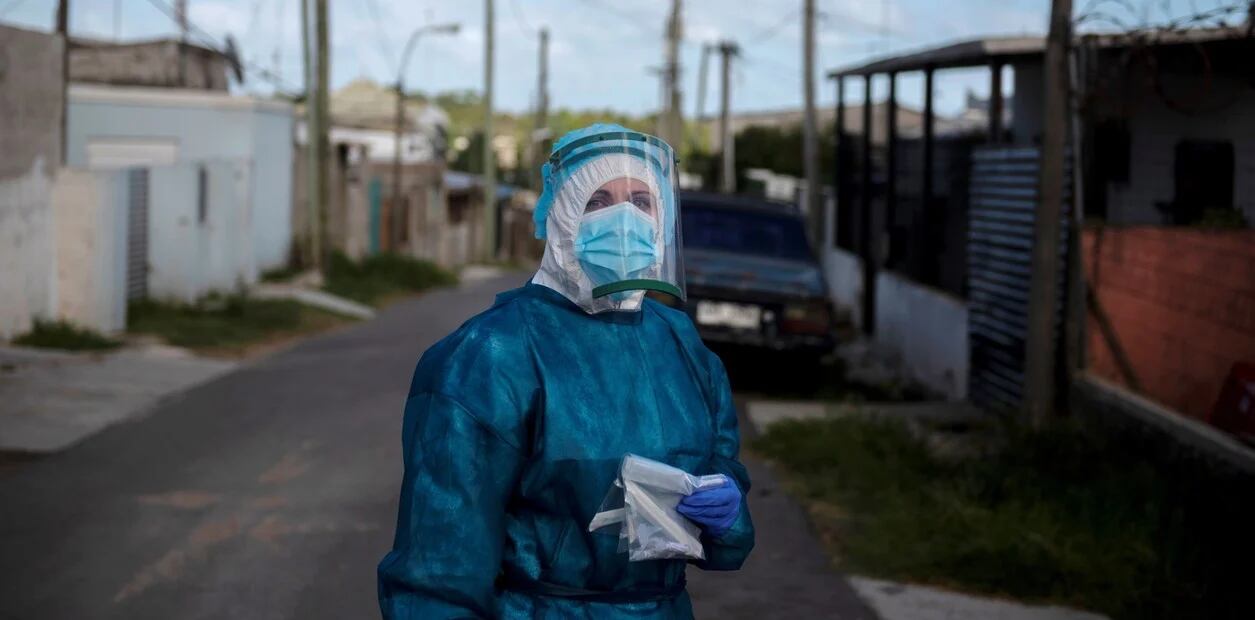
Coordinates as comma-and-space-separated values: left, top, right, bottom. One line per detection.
531, 124, 684, 314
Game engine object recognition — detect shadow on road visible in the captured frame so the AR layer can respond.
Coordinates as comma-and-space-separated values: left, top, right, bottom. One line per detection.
713, 343, 927, 405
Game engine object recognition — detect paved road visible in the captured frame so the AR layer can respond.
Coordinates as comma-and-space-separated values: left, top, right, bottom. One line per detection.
0, 274, 873, 619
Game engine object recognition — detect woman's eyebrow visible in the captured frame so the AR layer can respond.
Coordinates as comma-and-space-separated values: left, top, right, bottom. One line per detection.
589, 189, 610, 200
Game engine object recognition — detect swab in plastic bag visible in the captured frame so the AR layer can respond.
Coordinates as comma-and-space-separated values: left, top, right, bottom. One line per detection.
588, 454, 727, 561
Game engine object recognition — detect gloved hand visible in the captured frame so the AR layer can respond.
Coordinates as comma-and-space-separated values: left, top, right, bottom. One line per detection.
676, 479, 742, 538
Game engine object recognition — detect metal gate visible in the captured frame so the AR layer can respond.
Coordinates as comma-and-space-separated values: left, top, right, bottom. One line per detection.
967, 147, 1070, 412
126, 168, 149, 300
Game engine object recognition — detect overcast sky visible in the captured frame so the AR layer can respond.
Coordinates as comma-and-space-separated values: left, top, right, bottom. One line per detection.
2, 0, 1237, 117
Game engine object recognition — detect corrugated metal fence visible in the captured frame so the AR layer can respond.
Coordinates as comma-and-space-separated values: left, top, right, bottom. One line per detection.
967, 147, 1070, 412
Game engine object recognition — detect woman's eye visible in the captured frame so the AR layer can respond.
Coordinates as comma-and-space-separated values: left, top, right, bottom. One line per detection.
632, 196, 653, 210
586, 199, 605, 210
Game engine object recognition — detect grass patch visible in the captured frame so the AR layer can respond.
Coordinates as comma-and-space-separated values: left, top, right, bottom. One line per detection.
754, 415, 1233, 619
323, 251, 457, 306
260, 264, 303, 282
12, 320, 121, 351
128, 295, 351, 353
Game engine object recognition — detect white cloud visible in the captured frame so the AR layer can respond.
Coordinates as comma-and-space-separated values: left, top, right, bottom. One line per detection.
28, 0, 1226, 115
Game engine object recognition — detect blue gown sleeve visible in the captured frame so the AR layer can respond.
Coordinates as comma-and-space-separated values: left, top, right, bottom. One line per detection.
693, 354, 756, 571
377, 391, 525, 619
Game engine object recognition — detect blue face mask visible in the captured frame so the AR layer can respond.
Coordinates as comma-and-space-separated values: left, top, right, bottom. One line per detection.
574, 202, 659, 295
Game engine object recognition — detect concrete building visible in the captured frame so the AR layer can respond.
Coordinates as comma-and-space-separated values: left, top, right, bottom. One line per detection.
822, 26, 1255, 431
67, 84, 295, 302
290, 79, 501, 268
0, 25, 136, 338
69, 36, 237, 91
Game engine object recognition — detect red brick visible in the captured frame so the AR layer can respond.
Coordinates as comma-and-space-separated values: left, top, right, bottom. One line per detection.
1082, 227, 1255, 418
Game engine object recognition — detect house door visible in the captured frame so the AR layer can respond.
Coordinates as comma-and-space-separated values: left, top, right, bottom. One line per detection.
126, 168, 150, 300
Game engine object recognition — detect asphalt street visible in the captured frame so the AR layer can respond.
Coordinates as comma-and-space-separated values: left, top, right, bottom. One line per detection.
0, 274, 873, 619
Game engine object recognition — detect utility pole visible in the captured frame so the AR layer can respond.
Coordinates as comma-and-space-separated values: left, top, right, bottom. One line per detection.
1023, 0, 1072, 425
314, 0, 330, 270
56, 0, 68, 166
802, 0, 820, 244
392, 82, 406, 251
692, 43, 711, 153
482, 0, 497, 261
663, 0, 683, 147
532, 27, 550, 190
717, 41, 738, 194
650, 67, 666, 137
175, 0, 187, 86
300, 0, 318, 267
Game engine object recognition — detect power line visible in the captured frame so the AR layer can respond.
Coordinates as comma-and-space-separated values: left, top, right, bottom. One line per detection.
243, 0, 267, 47
143, 0, 299, 93
743, 7, 801, 48
362, 0, 397, 74
273, 0, 287, 85
818, 5, 906, 37
685, 0, 773, 36
740, 52, 802, 87
509, 0, 537, 37
579, 0, 660, 38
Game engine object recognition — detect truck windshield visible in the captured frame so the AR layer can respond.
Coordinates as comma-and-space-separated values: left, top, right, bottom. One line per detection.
681, 204, 813, 261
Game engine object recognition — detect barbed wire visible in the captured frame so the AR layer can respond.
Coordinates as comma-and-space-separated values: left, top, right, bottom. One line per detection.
1073, 0, 1253, 115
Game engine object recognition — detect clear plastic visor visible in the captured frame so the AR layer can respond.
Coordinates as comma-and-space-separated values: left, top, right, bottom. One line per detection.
556, 133, 684, 301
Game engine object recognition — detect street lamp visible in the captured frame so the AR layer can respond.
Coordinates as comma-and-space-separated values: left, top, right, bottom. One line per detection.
392, 22, 461, 251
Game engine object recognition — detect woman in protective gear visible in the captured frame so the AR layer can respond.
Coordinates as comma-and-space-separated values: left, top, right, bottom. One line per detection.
378, 124, 754, 619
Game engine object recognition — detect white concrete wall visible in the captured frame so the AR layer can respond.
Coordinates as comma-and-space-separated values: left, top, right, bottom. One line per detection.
147, 162, 255, 303
824, 200, 969, 399
823, 246, 865, 328
50, 169, 128, 334
0, 158, 55, 339
67, 87, 259, 167
0, 25, 62, 340
1104, 71, 1255, 225
67, 84, 295, 273
874, 271, 970, 400
249, 107, 295, 270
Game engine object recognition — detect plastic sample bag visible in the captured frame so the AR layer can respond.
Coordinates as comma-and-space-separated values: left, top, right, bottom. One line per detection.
588, 454, 728, 561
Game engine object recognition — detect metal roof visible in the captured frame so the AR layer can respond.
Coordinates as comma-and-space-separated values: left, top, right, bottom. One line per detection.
828, 36, 1044, 78
827, 25, 1254, 78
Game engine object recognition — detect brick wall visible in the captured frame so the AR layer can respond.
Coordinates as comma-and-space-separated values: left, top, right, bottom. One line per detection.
1084, 226, 1255, 420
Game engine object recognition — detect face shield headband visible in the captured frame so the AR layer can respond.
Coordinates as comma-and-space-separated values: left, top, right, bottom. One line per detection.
538, 131, 680, 300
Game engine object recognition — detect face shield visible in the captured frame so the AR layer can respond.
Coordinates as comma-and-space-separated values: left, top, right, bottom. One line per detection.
531, 125, 684, 314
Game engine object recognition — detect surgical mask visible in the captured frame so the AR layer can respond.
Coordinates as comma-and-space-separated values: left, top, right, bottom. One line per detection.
574, 202, 659, 295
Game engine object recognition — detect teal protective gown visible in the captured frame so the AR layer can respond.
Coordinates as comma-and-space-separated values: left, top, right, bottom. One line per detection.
377, 283, 754, 619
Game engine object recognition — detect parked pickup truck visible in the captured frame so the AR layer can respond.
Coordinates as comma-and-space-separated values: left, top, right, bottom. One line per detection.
677, 191, 836, 360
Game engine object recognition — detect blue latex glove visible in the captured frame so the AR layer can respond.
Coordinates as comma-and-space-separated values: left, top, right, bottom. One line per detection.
676, 479, 742, 538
